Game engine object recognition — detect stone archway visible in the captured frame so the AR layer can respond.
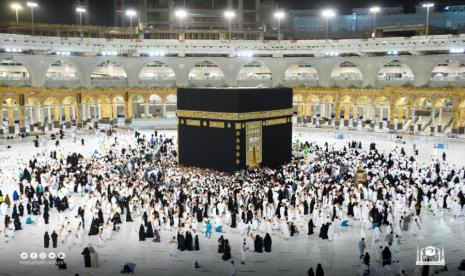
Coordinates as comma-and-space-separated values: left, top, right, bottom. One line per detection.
188, 61, 225, 87
237, 61, 272, 87
45, 60, 79, 88
330, 61, 363, 87
139, 61, 176, 87
376, 60, 414, 87
429, 59, 465, 87
0, 58, 31, 86
284, 62, 319, 87
91, 60, 128, 88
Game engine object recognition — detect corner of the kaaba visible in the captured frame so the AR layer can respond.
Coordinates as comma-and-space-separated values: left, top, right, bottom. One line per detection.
176, 87, 293, 172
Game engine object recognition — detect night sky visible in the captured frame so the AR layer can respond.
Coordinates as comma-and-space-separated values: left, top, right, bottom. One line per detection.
0, 0, 464, 26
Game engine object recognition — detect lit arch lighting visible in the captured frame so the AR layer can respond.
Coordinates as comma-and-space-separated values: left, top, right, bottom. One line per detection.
188, 61, 225, 82
45, 60, 79, 81
91, 61, 127, 80
0, 58, 30, 81
139, 61, 176, 81
430, 60, 465, 83
237, 61, 272, 87
377, 60, 414, 81
284, 62, 319, 86
330, 61, 363, 82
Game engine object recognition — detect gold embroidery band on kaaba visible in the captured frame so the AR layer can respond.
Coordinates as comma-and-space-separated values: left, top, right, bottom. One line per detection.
185, 119, 201, 126
209, 121, 225, 128
177, 108, 293, 121
263, 118, 288, 126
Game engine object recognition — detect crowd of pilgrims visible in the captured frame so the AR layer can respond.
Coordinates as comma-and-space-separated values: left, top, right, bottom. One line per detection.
0, 129, 465, 275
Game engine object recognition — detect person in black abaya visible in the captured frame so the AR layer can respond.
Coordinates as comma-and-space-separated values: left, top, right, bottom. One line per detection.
43, 209, 49, 224
218, 235, 225, 254
88, 218, 100, 236
196, 207, 203, 223
26, 202, 31, 215
143, 212, 149, 226
363, 252, 370, 266
44, 232, 50, 248
152, 228, 161, 242
231, 212, 237, 228
18, 203, 24, 217
31, 200, 40, 215
12, 205, 18, 218
59, 196, 69, 212
177, 232, 186, 251
126, 206, 133, 222
316, 263, 324, 276
422, 265, 430, 276
111, 212, 122, 228
81, 247, 91, 267
264, 233, 272, 252
13, 215, 22, 231
246, 209, 253, 224
97, 209, 104, 226
254, 235, 263, 253
319, 223, 329, 240
222, 239, 231, 261
194, 235, 200, 251
139, 224, 146, 241
51, 231, 58, 248
308, 219, 315, 235
185, 231, 193, 251
77, 207, 85, 227
307, 267, 315, 276
145, 222, 154, 238
4, 215, 11, 229
382, 246, 392, 266
347, 202, 355, 217
290, 222, 297, 236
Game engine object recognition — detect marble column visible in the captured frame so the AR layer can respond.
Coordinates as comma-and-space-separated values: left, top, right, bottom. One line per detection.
0, 105, 3, 134
430, 107, 436, 133
37, 106, 44, 130
162, 103, 167, 118
406, 105, 411, 122
8, 106, 15, 133
329, 103, 333, 124
379, 106, 384, 129
19, 104, 26, 133
343, 104, 350, 126
124, 98, 132, 124
96, 104, 102, 120
389, 100, 395, 130
47, 107, 52, 130
64, 106, 71, 128
76, 104, 82, 128
87, 104, 92, 121
144, 102, 149, 118
53, 106, 60, 128
365, 103, 370, 121
451, 104, 459, 134
335, 99, 341, 127
397, 106, 403, 130
438, 108, 443, 131
353, 105, 358, 127
29, 106, 35, 131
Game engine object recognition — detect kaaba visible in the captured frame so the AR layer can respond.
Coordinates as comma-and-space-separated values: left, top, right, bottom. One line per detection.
177, 88, 292, 172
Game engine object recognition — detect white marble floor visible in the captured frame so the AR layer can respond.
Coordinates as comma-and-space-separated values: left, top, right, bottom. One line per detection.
0, 128, 464, 276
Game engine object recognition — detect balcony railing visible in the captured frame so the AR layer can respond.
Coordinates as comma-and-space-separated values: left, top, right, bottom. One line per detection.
0, 21, 137, 39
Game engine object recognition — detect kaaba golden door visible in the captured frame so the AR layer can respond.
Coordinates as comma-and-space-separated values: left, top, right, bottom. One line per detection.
355, 166, 367, 185
246, 121, 262, 168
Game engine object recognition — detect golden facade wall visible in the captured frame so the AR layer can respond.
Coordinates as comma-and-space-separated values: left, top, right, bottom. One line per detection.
1, 86, 465, 133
